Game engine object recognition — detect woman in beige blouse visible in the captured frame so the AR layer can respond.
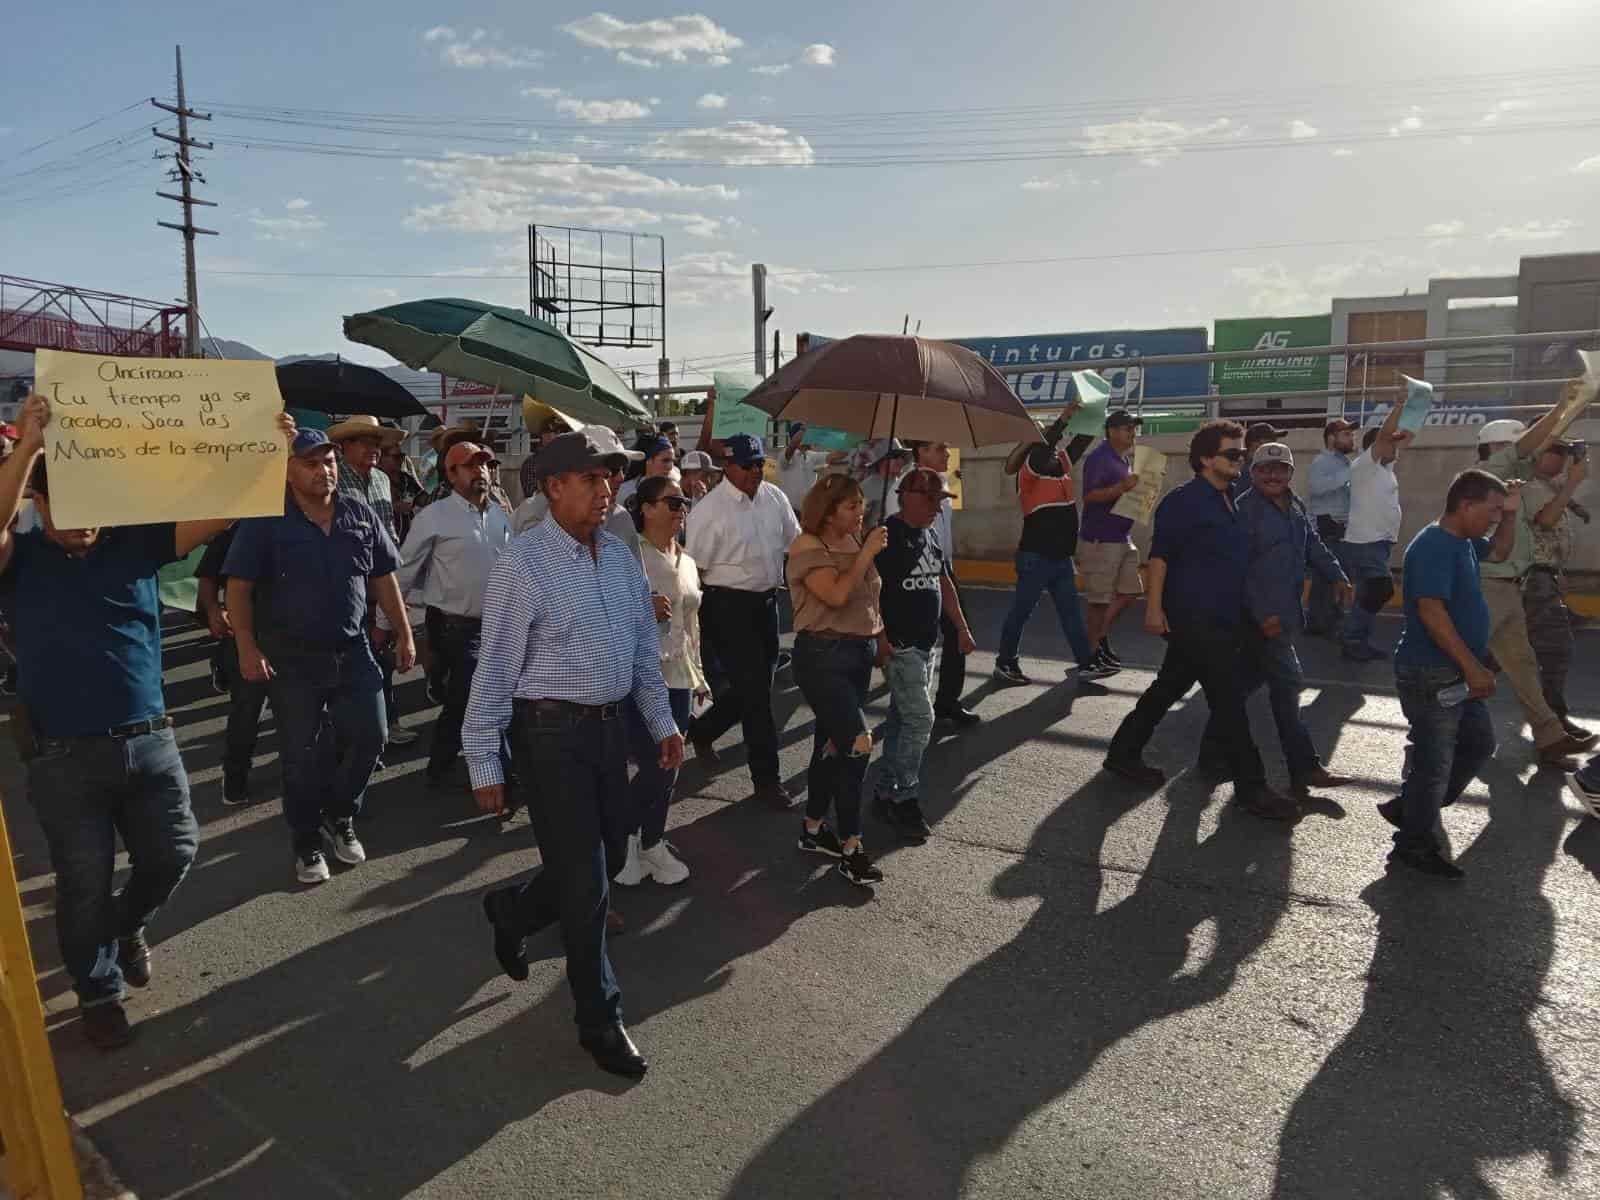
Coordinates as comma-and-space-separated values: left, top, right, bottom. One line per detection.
787, 474, 888, 886
616, 475, 706, 887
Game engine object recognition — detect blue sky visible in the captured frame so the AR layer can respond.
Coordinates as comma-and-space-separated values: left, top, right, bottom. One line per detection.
3, 0, 1596, 385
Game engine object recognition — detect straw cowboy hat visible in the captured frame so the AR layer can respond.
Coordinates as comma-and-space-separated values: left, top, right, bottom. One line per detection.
326, 414, 406, 445
429, 420, 484, 454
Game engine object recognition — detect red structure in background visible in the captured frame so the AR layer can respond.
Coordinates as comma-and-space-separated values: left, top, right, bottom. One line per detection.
0, 275, 186, 359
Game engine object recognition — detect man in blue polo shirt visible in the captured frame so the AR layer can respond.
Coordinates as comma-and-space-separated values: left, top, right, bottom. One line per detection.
1102, 420, 1295, 820
1380, 469, 1518, 879
225, 429, 415, 886
0, 393, 291, 1048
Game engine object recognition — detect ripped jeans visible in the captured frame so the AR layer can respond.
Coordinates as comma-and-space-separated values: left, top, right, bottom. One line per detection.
791, 632, 875, 840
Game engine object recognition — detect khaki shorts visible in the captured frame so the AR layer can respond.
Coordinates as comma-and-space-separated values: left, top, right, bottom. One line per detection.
1076, 538, 1143, 604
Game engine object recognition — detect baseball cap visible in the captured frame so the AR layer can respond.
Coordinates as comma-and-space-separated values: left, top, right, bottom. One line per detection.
1251, 442, 1295, 470
1246, 421, 1288, 443
864, 437, 910, 467
1477, 418, 1526, 446
724, 433, 766, 467
587, 426, 645, 462
0, 424, 17, 440
680, 450, 714, 472
291, 428, 335, 458
896, 466, 957, 498
638, 435, 673, 459
443, 441, 494, 471
1105, 410, 1143, 430
1323, 418, 1357, 438
535, 431, 628, 480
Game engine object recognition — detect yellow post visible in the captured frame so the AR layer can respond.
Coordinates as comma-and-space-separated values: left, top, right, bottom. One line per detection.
0, 796, 83, 1200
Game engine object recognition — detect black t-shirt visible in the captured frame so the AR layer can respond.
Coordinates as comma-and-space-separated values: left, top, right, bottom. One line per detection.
877, 515, 946, 650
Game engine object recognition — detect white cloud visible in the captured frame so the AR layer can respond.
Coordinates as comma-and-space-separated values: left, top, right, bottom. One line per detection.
1079, 115, 1237, 166
750, 63, 791, 76
1288, 119, 1318, 139
1331, 147, 1356, 157
1571, 154, 1600, 174
1021, 178, 1060, 192
555, 97, 651, 123
285, 197, 311, 211
562, 13, 744, 65
801, 43, 835, 66
1228, 254, 1419, 314
1388, 106, 1424, 137
522, 86, 563, 99
697, 93, 728, 110
402, 149, 738, 235
672, 250, 848, 307
645, 121, 814, 166
666, 211, 741, 238
1424, 220, 1466, 237
1481, 98, 1532, 124
248, 209, 326, 242
422, 26, 544, 69
1489, 218, 1579, 242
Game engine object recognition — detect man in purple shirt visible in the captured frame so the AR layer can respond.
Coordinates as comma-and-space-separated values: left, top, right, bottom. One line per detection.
1075, 410, 1145, 671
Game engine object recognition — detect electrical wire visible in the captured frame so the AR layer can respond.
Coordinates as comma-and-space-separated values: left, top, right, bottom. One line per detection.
0, 99, 149, 166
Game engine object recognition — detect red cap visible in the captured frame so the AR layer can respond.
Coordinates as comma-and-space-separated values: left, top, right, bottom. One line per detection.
444, 441, 493, 471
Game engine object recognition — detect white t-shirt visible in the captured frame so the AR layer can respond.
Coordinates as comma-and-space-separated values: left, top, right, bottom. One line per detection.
1345, 447, 1401, 545
776, 449, 831, 510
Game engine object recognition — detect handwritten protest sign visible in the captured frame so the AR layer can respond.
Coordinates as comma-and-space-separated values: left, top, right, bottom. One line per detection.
1548, 350, 1600, 439
1397, 376, 1435, 434
1065, 371, 1112, 436
710, 372, 771, 440
1110, 444, 1168, 526
35, 350, 288, 529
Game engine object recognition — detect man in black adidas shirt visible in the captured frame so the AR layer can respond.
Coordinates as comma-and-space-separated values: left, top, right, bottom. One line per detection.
873, 468, 975, 842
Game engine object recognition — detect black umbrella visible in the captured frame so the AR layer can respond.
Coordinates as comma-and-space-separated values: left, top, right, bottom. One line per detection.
276, 358, 430, 419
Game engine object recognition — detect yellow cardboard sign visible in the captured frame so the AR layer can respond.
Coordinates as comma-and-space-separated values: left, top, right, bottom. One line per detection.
35, 350, 288, 529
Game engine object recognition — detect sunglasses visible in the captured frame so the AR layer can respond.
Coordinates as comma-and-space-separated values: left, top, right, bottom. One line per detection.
652, 495, 692, 512
1217, 449, 1247, 462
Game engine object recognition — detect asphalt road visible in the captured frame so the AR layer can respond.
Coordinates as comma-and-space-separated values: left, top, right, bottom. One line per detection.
7, 589, 1600, 1199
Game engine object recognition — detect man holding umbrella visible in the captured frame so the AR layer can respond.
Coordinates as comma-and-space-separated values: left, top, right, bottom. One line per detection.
685, 433, 801, 807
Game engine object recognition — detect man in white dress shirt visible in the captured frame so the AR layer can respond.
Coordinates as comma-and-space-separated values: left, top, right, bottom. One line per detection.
684, 433, 802, 807
388, 441, 515, 783
775, 422, 847, 512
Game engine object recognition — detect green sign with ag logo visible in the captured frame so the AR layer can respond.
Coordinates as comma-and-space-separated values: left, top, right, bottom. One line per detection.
1213, 315, 1332, 396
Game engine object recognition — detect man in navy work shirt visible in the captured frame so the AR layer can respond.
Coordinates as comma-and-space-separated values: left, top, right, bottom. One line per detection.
225, 429, 415, 887
468, 432, 684, 1079
1103, 420, 1296, 820
1197, 443, 1355, 799
1380, 469, 1518, 880
0, 393, 291, 1049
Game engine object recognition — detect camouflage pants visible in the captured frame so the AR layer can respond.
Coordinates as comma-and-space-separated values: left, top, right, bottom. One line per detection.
1523, 569, 1573, 722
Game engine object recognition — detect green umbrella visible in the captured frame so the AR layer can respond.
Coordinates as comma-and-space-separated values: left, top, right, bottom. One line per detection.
342, 297, 654, 428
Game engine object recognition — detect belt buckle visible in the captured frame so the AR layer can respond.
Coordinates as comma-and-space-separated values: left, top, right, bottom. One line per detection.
598, 702, 621, 720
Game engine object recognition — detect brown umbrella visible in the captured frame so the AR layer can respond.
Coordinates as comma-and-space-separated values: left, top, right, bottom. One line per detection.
742, 334, 1042, 448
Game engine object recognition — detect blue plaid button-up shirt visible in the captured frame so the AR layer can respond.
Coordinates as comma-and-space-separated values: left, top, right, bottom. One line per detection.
461, 516, 676, 789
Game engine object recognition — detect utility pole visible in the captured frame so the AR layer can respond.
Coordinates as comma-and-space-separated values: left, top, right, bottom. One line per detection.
152, 46, 215, 357
752, 263, 771, 377
772, 328, 782, 373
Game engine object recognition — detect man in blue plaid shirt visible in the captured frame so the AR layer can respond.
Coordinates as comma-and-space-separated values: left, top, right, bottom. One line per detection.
467, 432, 684, 1079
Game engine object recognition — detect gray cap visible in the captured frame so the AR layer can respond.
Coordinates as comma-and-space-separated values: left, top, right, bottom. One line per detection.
1251, 442, 1295, 470
535, 431, 628, 481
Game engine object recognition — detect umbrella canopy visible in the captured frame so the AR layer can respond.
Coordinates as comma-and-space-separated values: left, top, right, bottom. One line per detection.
276, 358, 430, 419
342, 297, 654, 429
742, 334, 1041, 448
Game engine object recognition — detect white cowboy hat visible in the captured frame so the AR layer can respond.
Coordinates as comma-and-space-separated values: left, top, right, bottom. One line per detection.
327, 414, 406, 445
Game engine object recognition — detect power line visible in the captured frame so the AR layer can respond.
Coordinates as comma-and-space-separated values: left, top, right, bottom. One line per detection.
0, 99, 148, 165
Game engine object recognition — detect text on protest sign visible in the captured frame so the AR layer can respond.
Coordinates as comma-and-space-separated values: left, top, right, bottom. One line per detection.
34, 350, 288, 529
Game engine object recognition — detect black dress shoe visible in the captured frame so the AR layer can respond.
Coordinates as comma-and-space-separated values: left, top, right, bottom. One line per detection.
935, 704, 981, 727
579, 1022, 649, 1078
118, 931, 151, 989
691, 736, 723, 767
1103, 755, 1166, 787
482, 891, 529, 982
81, 1000, 136, 1050
754, 781, 794, 810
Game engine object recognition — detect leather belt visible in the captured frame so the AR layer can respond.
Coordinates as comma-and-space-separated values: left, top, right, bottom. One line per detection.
515, 697, 622, 721
48, 715, 174, 741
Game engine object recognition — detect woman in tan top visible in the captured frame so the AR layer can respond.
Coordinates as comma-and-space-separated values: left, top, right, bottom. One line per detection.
787, 473, 888, 886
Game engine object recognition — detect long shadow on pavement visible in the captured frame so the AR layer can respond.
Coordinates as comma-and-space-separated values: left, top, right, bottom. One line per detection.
1272, 760, 1582, 1196
725, 768, 1296, 1198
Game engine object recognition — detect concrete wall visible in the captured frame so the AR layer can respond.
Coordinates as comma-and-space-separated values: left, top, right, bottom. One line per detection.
950, 418, 1600, 587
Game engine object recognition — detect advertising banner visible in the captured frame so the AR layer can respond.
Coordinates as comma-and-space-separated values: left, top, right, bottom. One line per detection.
801, 328, 1209, 408
1213, 315, 1332, 395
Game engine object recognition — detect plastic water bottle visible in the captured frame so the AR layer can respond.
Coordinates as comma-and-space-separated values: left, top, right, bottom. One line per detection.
1437, 681, 1472, 707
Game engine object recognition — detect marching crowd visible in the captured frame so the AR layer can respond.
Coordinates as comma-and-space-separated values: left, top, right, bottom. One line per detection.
3, 382, 1597, 1077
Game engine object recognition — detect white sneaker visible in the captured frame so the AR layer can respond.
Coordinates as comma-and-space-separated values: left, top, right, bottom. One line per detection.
640, 839, 690, 885
322, 817, 366, 865
387, 727, 419, 747
613, 832, 647, 887
296, 849, 330, 885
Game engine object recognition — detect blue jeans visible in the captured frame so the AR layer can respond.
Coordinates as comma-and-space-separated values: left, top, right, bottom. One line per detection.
26, 726, 198, 1007
266, 637, 387, 854
878, 646, 936, 801
1306, 517, 1347, 632
626, 688, 690, 847
1201, 628, 1321, 778
792, 633, 874, 840
1341, 540, 1393, 651
496, 702, 632, 1031
1394, 664, 1495, 853
998, 551, 1094, 668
